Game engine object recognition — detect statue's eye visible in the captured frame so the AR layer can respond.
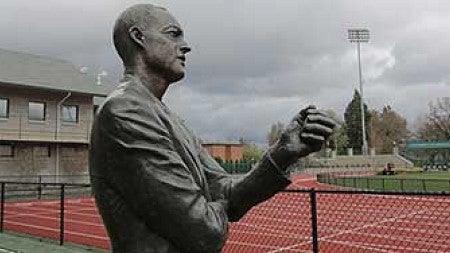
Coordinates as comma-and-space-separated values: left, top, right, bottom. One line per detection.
165, 27, 182, 38
168, 31, 178, 37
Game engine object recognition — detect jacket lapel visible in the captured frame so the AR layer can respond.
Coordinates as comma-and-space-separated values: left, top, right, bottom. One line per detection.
129, 78, 209, 196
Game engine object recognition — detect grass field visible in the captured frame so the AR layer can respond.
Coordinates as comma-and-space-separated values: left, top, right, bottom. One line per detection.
379, 171, 450, 180
324, 171, 450, 192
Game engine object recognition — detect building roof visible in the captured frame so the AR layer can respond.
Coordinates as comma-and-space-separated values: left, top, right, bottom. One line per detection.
202, 141, 243, 146
0, 48, 113, 97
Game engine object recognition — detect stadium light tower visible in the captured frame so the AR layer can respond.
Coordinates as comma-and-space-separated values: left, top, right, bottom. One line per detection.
348, 28, 370, 155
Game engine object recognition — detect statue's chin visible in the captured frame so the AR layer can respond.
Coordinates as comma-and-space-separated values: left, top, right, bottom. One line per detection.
168, 71, 185, 84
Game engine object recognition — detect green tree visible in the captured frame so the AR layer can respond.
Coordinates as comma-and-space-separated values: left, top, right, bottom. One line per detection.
242, 142, 264, 161
334, 123, 349, 155
344, 89, 372, 155
267, 121, 284, 146
324, 109, 348, 155
370, 105, 410, 154
417, 97, 450, 140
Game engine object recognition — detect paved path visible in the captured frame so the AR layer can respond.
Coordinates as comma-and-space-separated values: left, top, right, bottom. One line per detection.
0, 232, 108, 253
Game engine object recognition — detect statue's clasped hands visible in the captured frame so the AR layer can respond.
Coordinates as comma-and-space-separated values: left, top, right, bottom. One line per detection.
268, 105, 337, 170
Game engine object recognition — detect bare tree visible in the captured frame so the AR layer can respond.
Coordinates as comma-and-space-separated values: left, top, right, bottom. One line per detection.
267, 122, 284, 146
370, 106, 410, 154
417, 97, 450, 140
324, 109, 348, 155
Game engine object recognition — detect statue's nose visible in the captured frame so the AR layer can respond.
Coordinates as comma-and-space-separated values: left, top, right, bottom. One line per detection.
180, 45, 191, 54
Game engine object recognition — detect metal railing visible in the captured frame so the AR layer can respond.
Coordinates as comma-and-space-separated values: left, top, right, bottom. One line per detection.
317, 172, 450, 192
0, 180, 449, 252
0, 174, 90, 184
224, 188, 450, 253
0, 181, 90, 246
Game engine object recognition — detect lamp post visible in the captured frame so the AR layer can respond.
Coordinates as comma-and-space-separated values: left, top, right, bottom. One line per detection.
348, 28, 370, 155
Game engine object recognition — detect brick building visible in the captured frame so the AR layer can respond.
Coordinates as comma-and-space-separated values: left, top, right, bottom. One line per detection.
202, 141, 244, 161
0, 49, 112, 180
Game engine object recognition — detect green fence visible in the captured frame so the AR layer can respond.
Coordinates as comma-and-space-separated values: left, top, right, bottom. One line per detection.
217, 160, 254, 174
318, 173, 450, 192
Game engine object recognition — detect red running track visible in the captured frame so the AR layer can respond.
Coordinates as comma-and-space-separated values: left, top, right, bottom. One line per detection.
3, 175, 450, 252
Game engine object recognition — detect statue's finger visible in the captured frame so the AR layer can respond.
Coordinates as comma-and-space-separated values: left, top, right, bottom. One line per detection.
300, 133, 325, 151
294, 105, 316, 125
303, 123, 334, 136
305, 115, 336, 129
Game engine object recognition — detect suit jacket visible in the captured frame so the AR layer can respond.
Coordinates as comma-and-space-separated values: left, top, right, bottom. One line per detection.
89, 74, 291, 253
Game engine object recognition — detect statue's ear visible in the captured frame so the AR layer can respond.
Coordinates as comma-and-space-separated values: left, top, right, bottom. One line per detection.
129, 26, 145, 48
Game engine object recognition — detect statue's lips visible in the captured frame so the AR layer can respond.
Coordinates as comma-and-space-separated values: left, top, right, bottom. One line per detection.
177, 55, 186, 66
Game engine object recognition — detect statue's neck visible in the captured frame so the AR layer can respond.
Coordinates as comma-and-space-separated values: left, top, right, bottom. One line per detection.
124, 60, 169, 101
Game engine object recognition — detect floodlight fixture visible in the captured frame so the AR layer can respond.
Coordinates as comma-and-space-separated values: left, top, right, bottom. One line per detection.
348, 29, 370, 43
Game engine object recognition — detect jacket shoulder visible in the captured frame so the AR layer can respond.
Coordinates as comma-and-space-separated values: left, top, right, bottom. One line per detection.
99, 80, 159, 118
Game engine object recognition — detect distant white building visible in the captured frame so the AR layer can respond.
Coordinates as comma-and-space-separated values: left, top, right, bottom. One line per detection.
0, 48, 113, 179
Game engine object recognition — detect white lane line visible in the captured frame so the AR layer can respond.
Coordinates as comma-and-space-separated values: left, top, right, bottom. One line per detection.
10, 203, 32, 207
322, 239, 448, 253
0, 249, 16, 253
320, 239, 398, 253
350, 193, 450, 204
6, 205, 98, 218
319, 227, 450, 248
267, 208, 429, 253
4, 220, 108, 241
231, 229, 309, 241
5, 212, 105, 228
276, 239, 394, 253
232, 223, 310, 239
225, 241, 282, 251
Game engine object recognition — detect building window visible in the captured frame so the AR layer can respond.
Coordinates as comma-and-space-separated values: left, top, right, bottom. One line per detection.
62, 105, 79, 123
28, 101, 46, 121
0, 98, 8, 118
93, 105, 99, 115
0, 144, 14, 157
33, 145, 51, 157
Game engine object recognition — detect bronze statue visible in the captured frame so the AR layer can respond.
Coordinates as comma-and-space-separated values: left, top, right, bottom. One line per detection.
89, 4, 335, 253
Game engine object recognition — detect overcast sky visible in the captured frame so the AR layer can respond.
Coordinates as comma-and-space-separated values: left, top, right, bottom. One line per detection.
2, 0, 450, 144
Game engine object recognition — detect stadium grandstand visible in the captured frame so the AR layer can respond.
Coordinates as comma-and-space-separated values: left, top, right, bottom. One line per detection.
401, 140, 450, 170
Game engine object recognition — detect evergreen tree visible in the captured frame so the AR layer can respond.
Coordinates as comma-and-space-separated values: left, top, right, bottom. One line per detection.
344, 90, 372, 155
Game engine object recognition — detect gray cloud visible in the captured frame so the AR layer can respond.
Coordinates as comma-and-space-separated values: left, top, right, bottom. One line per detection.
1, 0, 450, 144
381, 15, 450, 85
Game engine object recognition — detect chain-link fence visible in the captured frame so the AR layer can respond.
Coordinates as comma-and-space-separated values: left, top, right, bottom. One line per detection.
0, 181, 92, 246
224, 188, 450, 253
0, 178, 449, 252
317, 172, 450, 192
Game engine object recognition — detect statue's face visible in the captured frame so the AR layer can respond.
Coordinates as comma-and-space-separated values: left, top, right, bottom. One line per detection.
142, 9, 190, 83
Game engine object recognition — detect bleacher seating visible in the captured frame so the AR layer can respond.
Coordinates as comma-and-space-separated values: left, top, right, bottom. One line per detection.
292, 154, 414, 174
318, 154, 412, 168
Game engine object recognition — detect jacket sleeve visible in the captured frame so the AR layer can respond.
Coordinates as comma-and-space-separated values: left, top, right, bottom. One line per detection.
98, 98, 228, 253
195, 138, 292, 222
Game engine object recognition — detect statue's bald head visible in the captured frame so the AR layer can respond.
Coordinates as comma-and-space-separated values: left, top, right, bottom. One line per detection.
113, 4, 168, 66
